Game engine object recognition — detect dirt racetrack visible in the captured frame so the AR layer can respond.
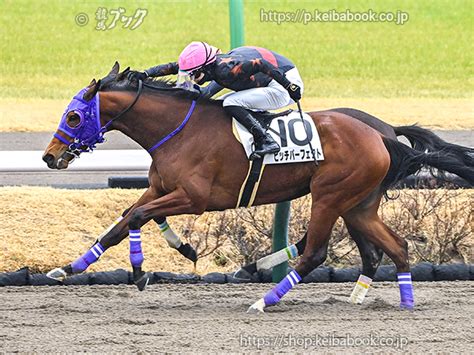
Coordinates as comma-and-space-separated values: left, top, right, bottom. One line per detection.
0, 281, 472, 353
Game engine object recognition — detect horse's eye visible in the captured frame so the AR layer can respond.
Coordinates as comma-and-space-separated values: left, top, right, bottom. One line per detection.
66, 112, 81, 128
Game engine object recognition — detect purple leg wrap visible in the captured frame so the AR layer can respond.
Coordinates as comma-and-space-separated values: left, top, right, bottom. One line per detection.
71, 242, 105, 273
129, 229, 144, 267
397, 272, 414, 309
263, 270, 302, 307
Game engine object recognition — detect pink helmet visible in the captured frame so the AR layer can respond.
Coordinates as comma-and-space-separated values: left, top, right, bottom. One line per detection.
178, 42, 220, 72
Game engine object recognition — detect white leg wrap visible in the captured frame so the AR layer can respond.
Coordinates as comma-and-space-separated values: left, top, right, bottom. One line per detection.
97, 216, 123, 242
158, 221, 182, 248
247, 298, 266, 313
349, 274, 372, 304
46, 267, 67, 281
256, 244, 298, 271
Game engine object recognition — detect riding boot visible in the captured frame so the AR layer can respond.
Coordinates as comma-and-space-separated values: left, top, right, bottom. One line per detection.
224, 105, 280, 160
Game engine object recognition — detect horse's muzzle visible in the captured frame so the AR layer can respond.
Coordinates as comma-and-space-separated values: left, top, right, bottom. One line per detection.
42, 153, 56, 169
42, 152, 71, 170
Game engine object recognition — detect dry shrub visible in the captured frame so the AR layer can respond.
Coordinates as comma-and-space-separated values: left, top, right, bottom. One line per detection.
0, 187, 472, 273
381, 189, 473, 265
0, 187, 235, 274
203, 189, 472, 268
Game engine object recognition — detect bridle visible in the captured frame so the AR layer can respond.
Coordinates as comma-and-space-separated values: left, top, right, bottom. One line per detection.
56, 78, 196, 162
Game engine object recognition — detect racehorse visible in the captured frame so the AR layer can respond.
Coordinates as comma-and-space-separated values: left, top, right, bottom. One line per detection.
43, 63, 473, 311
235, 109, 474, 290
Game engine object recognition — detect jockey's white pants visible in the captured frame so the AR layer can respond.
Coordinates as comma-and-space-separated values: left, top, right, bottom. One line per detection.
221, 67, 304, 111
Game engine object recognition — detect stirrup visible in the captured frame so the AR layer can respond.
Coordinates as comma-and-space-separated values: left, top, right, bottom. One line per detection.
250, 144, 280, 160
249, 151, 263, 161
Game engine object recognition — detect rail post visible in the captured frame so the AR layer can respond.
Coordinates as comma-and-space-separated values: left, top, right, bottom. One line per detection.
228, 0, 290, 283
229, 0, 245, 48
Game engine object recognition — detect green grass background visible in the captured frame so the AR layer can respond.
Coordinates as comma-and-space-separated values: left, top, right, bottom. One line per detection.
0, 0, 472, 99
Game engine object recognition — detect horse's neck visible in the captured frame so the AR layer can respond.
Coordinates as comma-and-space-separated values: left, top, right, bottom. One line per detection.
108, 93, 227, 153
103, 93, 181, 151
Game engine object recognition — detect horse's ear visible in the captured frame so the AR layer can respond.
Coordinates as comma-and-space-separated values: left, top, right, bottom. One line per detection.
108, 61, 120, 76
116, 66, 131, 81
83, 79, 101, 101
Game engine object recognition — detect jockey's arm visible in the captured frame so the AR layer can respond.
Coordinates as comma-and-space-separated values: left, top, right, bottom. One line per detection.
144, 62, 179, 77
200, 81, 224, 99
244, 58, 292, 89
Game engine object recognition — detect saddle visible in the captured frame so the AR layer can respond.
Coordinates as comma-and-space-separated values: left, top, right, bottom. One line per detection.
233, 109, 324, 208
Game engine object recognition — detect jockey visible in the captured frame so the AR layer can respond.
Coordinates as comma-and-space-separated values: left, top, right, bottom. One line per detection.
130, 42, 303, 160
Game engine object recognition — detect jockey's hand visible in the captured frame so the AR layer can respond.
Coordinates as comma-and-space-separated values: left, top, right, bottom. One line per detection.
286, 83, 302, 101
127, 71, 148, 82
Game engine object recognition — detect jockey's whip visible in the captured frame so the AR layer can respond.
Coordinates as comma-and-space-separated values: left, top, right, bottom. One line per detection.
296, 100, 318, 166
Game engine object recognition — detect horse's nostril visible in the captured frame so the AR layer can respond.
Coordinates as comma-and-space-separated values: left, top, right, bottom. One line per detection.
42, 154, 54, 165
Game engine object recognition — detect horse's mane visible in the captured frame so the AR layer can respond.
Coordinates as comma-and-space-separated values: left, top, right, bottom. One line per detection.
99, 68, 220, 105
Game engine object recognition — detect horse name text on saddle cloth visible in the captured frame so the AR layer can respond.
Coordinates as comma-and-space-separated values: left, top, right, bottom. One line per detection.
233, 111, 324, 164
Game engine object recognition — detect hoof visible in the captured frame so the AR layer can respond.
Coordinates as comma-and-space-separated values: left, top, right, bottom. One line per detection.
134, 272, 151, 291
233, 268, 253, 281
247, 298, 265, 313
46, 268, 68, 282
400, 302, 414, 311
177, 243, 198, 263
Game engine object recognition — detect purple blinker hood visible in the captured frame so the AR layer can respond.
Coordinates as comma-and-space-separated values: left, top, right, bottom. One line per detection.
54, 87, 106, 152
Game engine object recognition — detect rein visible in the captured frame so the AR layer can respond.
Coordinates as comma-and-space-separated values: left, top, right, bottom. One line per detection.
102, 79, 144, 131
148, 100, 196, 153
132, 80, 198, 153
110, 79, 197, 154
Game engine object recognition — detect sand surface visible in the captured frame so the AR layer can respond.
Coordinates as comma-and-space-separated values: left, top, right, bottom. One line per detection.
0, 281, 472, 353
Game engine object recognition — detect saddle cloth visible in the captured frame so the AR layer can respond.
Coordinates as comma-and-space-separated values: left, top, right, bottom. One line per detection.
232, 111, 324, 164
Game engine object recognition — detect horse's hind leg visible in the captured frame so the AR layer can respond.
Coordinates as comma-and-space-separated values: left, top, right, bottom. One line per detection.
237, 191, 386, 282
248, 198, 340, 312
345, 191, 385, 304
343, 208, 414, 309
234, 233, 306, 279
346, 225, 383, 304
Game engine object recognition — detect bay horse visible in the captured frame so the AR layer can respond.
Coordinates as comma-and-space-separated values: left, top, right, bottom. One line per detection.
235, 108, 474, 291
43, 63, 473, 312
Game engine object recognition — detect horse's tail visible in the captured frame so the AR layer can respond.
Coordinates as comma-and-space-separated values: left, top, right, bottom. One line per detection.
381, 137, 474, 189
394, 125, 474, 167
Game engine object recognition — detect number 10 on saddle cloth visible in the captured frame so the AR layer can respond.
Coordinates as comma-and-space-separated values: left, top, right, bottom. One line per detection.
232, 111, 324, 164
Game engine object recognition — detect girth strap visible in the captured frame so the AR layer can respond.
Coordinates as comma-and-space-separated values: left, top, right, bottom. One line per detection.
236, 158, 266, 208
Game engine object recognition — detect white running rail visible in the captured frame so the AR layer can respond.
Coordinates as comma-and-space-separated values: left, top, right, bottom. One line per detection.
0, 150, 151, 172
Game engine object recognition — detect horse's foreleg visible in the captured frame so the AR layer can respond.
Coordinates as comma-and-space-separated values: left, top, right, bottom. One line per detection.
46, 188, 159, 282
46, 209, 130, 281
126, 186, 209, 290
104, 208, 198, 263
109, 209, 197, 263
153, 216, 197, 263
